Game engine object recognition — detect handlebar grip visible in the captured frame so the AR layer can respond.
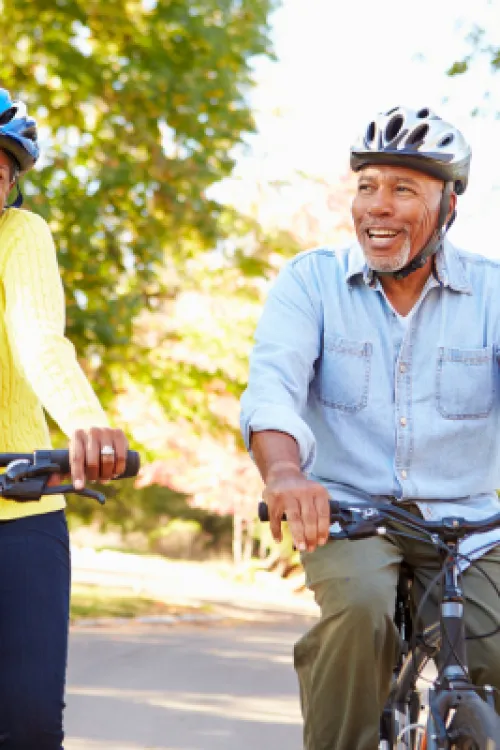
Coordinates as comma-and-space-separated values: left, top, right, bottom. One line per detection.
41, 449, 141, 479
258, 499, 340, 524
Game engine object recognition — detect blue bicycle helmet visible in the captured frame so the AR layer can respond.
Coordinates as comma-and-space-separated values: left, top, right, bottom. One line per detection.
0, 89, 39, 175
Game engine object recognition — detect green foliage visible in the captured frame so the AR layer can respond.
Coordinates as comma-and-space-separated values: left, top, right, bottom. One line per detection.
447, 60, 469, 77
149, 518, 206, 558
70, 583, 201, 620
66, 477, 233, 553
0, 0, 284, 419
66, 477, 187, 532
447, 24, 500, 79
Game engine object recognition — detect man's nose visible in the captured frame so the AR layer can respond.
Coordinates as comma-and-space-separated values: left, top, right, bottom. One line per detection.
368, 190, 394, 216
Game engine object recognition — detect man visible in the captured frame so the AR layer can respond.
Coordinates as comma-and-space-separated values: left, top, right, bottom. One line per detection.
240, 106, 500, 749
0, 88, 128, 748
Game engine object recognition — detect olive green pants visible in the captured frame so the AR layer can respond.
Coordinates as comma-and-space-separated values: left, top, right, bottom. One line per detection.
295, 512, 500, 750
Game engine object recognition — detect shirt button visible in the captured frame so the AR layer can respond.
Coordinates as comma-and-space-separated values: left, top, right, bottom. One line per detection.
399, 363, 407, 374
400, 417, 407, 427
401, 469, 408, 480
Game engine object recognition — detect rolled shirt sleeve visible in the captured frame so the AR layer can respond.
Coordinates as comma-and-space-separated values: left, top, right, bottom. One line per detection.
240, 255, 321, 472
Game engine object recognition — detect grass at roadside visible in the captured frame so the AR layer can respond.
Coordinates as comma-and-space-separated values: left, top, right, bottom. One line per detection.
70, 583, 210, 621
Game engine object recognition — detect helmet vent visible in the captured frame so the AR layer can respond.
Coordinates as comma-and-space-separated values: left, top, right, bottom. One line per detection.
23, 124, 37, 141
365, 121, 376, 144
385, 115, 404, 142
0, 107, 17, 126
438, 133, 454, 148
417, 108, 430, 119
350, 106, 471, 194
407, 124, 429, 146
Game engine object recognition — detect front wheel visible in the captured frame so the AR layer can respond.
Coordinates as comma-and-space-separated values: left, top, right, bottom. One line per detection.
447, 693, 500, 749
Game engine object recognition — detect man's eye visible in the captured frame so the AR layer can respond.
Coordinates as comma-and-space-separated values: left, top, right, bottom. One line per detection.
396, 185, 412, 194
358, 184, 372, 193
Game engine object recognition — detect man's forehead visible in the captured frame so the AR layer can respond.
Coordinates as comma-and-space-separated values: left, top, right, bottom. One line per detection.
358, 164, 440, 185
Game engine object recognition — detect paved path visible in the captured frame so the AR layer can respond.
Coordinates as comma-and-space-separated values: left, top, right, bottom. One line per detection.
64, 617, 314, 750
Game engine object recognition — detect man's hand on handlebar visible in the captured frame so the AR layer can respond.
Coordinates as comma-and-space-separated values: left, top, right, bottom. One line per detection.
263, 466, 330, 552
47, 427, 128, 490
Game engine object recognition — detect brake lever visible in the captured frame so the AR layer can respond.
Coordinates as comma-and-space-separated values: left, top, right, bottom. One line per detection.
1, 455, 107, 504
330, 507, 385, 541
0, 475, 106, 505
43, 484, 106, 505
0, 475, 51, 501
4, 459, 61, 482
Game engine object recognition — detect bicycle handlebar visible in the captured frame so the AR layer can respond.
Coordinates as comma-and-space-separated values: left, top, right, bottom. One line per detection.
0, 449, 140, 480
258, 499, 500, 542
0, 449, 141, 505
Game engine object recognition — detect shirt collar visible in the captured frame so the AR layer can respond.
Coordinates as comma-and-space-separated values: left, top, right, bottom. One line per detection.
434, 239, 472, 294
345, 242, 376, 288
345, 239, 472, 295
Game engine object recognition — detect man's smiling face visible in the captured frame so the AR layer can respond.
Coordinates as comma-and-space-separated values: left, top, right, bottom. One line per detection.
351, 164, 454, 273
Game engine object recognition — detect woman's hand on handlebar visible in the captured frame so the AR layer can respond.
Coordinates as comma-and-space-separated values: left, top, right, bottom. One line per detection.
47, 427, 129, 489
263, 466, 330, 552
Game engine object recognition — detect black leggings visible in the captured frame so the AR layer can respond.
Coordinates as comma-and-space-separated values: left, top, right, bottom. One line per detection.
0, 510, 69, 749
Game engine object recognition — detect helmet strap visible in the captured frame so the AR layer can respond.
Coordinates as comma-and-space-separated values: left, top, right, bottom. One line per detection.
377, 181, 454, 281
6, 181, 23, 209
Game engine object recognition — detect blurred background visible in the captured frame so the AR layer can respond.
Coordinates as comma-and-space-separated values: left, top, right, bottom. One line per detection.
2, 1, 498, 747
1, 0, 498, 611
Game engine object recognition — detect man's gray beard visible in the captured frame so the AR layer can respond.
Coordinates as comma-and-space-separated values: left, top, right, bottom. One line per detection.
364, 237, 412, 273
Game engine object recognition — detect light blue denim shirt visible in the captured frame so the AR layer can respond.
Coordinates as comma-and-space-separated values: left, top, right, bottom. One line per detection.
240, 239, 500, 564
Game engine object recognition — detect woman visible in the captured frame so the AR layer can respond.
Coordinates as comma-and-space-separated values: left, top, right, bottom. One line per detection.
0, 89, 129, 748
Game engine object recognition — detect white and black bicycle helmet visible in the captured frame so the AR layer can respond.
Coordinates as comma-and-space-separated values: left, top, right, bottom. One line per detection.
350, 106, 472, 278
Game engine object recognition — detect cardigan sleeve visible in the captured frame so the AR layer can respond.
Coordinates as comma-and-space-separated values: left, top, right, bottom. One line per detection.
2, 210, 109, 435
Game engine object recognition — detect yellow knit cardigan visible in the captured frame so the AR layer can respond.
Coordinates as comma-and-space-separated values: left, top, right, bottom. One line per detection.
0, 208, 108, 519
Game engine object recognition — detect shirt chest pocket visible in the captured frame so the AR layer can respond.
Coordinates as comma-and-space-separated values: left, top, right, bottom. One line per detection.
436, 346, 495, 420
316, 334, 373, 412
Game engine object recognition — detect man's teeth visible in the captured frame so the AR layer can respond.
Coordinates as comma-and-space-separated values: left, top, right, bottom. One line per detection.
368, 229, 399, 238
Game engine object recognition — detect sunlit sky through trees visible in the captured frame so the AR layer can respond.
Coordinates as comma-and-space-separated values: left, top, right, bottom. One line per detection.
213, 0, 500, 256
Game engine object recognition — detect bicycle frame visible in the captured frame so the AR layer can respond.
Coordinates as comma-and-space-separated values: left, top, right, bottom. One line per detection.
382, 537, 497, 750
257, 499, 500, 749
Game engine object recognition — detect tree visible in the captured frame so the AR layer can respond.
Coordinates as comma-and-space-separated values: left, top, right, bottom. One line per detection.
0, 0, 282, 417
447, 22, 499, 112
